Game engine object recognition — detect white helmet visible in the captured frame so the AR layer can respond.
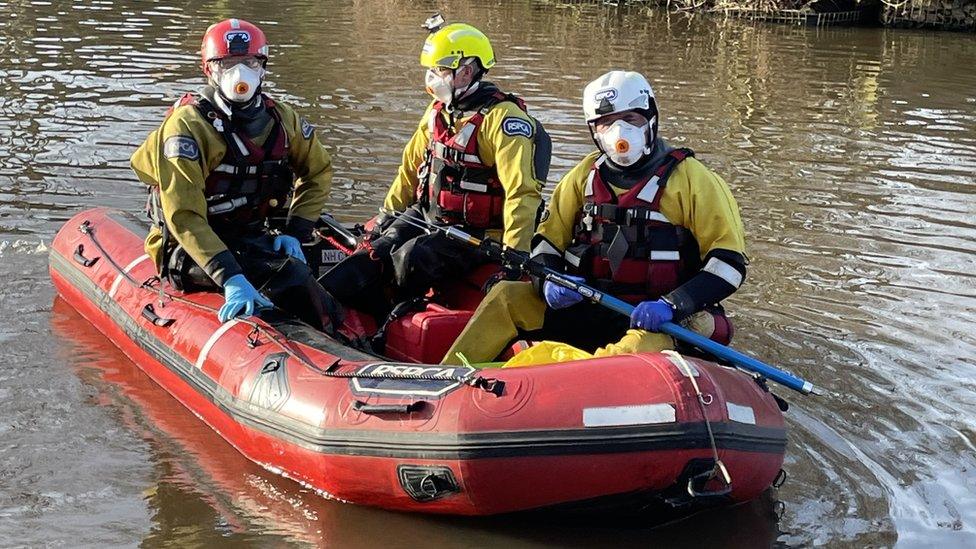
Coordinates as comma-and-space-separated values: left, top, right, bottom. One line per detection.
583, 71, 659, 166
583, 70, 657, 123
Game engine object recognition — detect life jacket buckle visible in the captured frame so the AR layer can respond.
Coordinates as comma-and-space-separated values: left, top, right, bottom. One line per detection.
624, 208, 637, 226
624, 207, 650, 226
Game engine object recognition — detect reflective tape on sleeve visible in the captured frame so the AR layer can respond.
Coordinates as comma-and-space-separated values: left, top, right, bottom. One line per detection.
531, 239, 561, 258
703, 257, 743, 288
564, 250, 582, 268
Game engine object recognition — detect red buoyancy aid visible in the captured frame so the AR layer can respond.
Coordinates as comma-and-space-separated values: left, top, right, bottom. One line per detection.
566, 148, 699, 304
416, 91, 528, 229
168, 92, 294, 235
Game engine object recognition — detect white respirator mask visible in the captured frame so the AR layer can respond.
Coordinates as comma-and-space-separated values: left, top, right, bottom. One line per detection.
598, 119, 652, 167
217, 64, 264, 103
425, 69, 455, 105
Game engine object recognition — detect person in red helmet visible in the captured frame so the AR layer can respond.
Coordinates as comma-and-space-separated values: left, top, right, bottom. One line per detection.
131, 18, 339, 329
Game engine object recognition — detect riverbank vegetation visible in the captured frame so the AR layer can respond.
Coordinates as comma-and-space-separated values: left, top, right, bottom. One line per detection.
547, 0, 975, 31
880, 0, 976, 30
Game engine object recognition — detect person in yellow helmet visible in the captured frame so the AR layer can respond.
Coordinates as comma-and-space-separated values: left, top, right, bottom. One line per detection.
319, 16, 551, 320
441, 70, 746, 365
131, 19, 339, 330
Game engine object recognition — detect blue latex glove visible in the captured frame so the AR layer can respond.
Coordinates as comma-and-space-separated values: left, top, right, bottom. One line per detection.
273, 234, 306, 263
543, 275, 586, 309
218, 274, 273, 323
630, 299, 674, 332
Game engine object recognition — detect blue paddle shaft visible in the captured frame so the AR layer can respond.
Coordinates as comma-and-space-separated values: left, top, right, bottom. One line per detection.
545, 273, 816, 395
380, 210, 818, 396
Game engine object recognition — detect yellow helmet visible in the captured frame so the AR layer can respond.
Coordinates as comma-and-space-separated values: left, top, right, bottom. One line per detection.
420, 23, 495, 70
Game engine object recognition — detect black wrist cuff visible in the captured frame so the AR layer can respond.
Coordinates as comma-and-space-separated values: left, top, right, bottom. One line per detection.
285, 216, 317, 243
662, 287, 697, 321
204, 250, 244, 287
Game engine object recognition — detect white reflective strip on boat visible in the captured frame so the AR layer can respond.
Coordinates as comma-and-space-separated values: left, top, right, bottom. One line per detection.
727, 402, 756, 425
650, 250, 680, 261
459, 181, 488, 193
108, 254, 150, 298
531, 239, 560, 258
195, 319, 241, 370
583, 403, 676, 427
636, 181, 660, 203
704, 257, 743, 288
665, 354, 699, 376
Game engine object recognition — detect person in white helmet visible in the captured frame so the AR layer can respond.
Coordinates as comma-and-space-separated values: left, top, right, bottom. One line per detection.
441, 70, 747, 365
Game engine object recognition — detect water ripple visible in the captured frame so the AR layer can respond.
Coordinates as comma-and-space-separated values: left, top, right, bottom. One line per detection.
1, 0, 975, 546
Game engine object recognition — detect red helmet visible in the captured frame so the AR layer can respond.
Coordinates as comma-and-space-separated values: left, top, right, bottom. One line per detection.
200, 19, 269, 76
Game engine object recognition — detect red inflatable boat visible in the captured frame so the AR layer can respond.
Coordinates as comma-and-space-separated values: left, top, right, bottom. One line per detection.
49, 208, 788, 515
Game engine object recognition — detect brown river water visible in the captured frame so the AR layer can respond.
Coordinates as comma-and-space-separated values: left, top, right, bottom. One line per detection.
1, 0, 974, 546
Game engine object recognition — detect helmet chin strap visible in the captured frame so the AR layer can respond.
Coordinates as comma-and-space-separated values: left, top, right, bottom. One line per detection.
445, 60, 483, 111
211, 89, 235, 117
455, 79, 480, 102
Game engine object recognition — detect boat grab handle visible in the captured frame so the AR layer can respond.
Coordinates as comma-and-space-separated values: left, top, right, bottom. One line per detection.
141, 303, 175, 327
73, 244, 99, 268
354, 401, 426, 415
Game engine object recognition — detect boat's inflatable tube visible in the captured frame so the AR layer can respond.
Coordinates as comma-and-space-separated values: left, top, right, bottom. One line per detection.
49, 208, 787, 515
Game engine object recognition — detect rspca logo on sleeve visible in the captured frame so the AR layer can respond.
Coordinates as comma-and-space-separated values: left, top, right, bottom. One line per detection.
163, 136, 200, 161
300, 117, 314, 139
501, 117, 533, 138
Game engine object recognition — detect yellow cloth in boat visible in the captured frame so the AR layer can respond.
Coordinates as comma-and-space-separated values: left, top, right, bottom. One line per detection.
501, 341, 593, 368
